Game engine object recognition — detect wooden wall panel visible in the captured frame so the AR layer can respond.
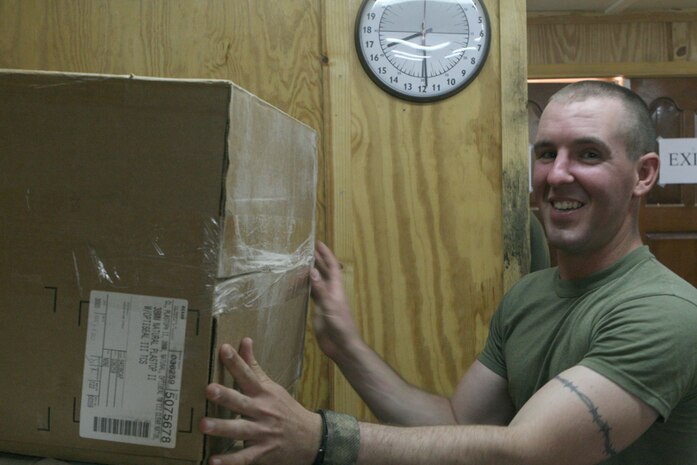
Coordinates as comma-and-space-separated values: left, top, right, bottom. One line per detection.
319, 0, 527, 420
528, 21, 670, 64
677, 21, 697, 61
349, 94, 504, 393
501, 0, 530, 292
528, 10, 697, 70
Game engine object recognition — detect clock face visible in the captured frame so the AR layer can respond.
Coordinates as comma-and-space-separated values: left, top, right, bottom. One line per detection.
355, 0, 491, 102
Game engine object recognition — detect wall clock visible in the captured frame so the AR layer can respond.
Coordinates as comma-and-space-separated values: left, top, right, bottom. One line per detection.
355, 0, 491, 102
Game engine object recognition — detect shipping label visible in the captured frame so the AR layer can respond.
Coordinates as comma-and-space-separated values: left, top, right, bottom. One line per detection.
79, 291, 188, 448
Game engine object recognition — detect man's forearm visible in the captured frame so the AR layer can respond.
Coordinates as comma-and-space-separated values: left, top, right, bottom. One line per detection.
332, 337, 457, 426
356, 422, 524, 465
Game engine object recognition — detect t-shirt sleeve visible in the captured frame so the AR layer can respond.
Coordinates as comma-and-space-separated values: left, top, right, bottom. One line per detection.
579, 295, 697, 420
478, 301, 507, 379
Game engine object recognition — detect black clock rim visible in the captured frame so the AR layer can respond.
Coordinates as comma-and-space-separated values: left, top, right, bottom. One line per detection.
354, 0, 492, 103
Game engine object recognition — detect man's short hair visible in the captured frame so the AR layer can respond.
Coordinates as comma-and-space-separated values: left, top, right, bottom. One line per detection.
549, 80, 657, 161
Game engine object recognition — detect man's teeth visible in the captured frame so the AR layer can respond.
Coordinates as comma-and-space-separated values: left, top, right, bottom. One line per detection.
553, 201, 582, 211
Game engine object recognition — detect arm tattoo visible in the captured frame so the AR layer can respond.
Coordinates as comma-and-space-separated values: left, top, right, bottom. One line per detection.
555, 375, 618, 457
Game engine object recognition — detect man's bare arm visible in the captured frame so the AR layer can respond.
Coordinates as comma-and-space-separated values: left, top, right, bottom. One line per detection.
311, 241, 513, 426
355, 365, 657, 465
202, 345, 658, 465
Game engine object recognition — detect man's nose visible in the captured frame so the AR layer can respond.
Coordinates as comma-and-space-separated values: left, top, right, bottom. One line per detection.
546, 153, 574, 185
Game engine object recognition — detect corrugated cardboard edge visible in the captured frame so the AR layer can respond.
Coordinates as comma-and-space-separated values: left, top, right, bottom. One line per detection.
0, 69, 315, 132
201, 79, 318, 462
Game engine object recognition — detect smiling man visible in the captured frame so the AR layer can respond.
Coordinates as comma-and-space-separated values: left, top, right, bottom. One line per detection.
200, 81, 697, 465
532, 82, 659, 279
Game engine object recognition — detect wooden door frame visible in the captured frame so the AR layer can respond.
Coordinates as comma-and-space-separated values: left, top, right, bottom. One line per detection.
529, 62, 697, 80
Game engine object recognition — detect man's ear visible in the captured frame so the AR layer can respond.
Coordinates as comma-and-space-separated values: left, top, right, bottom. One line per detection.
633, 152, 660, 197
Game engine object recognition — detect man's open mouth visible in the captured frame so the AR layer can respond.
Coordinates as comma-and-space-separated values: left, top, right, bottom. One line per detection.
552, 200, 583, 211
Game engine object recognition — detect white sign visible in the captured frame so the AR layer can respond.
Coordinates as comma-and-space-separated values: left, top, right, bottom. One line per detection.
80, 291, 188, 448
658, 138, 697, 185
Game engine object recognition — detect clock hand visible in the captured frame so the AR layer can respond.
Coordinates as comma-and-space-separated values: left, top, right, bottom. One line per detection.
387, 28, 433, 48
422, 20, 428, 86
387, 31, 420, 46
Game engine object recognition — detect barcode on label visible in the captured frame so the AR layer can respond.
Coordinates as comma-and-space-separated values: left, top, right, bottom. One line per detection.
93, 416, 151, 438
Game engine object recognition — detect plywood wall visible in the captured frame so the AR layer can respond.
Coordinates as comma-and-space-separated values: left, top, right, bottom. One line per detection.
528, 9, 697, 76
320, 1, 524, 419
0, 0, 528, 422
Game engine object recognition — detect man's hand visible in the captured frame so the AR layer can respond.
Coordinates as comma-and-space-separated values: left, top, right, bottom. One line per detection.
200, 339, 322, 465
310, 241, 362, 361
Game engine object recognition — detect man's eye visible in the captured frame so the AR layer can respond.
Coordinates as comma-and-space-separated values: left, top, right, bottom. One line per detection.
582, 151, 601, 159
536, 151, 556, 160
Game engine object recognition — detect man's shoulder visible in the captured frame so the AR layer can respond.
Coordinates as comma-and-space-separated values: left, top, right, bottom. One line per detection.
624, 254, 697, 305
507, 267, 557, 293
499, 267, 558, 313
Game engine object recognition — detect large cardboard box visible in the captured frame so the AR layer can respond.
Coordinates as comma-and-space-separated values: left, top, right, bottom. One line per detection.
0, 70, 316, 465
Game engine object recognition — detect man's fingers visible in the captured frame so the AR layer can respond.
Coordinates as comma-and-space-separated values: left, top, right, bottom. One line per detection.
310, 267, 322, 283
205, 383, 255, 416
238, 338, 270, 383
200, 417, 274, 465
199, 418, 245, 441
310, 267, 329, 298
313, 251, 330, 277
314, 241, 342, 279
209, 445, 266, 465
314, 241, 336, 273
219, 343, 262, 395
199, 417, 265, 445
315, 240, 329, 257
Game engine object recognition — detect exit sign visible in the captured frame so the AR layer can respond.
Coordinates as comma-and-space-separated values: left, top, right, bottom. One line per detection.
658, 138, 697, 185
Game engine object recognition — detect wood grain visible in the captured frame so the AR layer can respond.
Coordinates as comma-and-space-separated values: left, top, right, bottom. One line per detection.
529, 61, 697, 79
528, 21, 670, 65
501, 0, 531, 291
528, 10, 697, 25
342, 0, 509, 418
528, 12, 697, 68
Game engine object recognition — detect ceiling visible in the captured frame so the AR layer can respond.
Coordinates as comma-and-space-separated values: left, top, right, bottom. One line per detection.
527, 0, 697, 14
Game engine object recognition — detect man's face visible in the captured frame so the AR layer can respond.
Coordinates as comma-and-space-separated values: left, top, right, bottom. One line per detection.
532, 97, 640, 259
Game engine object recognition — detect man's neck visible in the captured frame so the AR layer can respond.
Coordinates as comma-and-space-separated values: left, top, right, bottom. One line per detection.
556, 238, 644, 281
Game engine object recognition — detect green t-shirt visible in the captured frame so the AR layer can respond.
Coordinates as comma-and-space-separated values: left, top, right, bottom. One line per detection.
479, 246, 697, 464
